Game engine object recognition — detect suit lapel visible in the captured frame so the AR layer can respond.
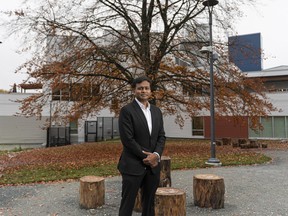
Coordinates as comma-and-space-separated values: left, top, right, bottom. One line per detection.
132, 100, 150, 135
150, 106, 157, 137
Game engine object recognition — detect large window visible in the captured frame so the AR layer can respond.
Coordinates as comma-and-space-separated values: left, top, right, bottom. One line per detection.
274, 117, 286, 138
249, 116, 288, 139
261, 117, 273, 138
192, 117, 204, 136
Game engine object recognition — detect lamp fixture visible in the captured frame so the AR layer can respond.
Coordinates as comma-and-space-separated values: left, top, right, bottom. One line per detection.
203, 0, 219, 7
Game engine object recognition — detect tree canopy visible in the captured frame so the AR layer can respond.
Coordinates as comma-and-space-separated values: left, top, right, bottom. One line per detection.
2, 0, 275, 128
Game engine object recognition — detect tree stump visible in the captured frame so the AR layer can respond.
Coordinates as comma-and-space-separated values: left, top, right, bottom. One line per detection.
159, 156, 172, 187
222, 137, 232, 145
238, 138, 248, 145
193, 174, 225, 209
215, 140, 222, 146
240, 143, 250, 149
232, 139, 239, 148
155, 187, 186, 216
134, 156, 171, 212
79, 176, 105, 209
133, 188, 143, 212
261, 143, 268, 148
249, 139, 259, 148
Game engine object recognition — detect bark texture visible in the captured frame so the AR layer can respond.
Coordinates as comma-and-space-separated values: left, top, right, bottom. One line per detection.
79, 176, 105, 209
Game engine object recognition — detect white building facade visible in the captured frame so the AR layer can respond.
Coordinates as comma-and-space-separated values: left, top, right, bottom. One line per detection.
0, 93, 49, 149
1, 65, 288, 149
246, 66, 288, 139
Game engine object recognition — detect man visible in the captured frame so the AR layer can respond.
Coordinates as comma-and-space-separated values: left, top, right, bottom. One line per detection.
118, 76, 166, 216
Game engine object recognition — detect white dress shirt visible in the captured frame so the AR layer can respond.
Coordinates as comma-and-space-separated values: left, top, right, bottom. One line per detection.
135, 98, 152, 135
135, 98, 160, 161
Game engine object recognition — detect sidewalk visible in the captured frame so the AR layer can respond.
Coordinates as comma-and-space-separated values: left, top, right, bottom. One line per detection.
0, 150, 288, 216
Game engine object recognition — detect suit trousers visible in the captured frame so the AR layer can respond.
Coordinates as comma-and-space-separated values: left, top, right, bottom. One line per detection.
119, 168, 160, 216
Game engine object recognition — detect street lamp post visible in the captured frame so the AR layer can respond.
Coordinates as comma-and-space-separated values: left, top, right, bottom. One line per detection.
203, 0, 221, 166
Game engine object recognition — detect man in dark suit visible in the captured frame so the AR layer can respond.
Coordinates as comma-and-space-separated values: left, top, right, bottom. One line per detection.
118, 76, 166, 216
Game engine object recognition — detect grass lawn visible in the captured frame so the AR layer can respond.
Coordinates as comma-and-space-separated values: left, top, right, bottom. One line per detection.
0, 139, 286, 185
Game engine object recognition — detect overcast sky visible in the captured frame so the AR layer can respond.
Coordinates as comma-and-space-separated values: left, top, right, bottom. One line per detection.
0, 0, 287, 90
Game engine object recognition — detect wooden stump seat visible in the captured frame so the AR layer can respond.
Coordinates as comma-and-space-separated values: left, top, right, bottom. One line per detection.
193, 174, 225, 209
222, 137, 232, 145
133, 188, 143, 212
134, 156, 171, 212
155, 187, 186, 216
159, 156, 172, 187
79, 176, 105, 209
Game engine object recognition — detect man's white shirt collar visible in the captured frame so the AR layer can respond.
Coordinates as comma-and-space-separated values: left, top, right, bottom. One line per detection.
135, 98, 150, 110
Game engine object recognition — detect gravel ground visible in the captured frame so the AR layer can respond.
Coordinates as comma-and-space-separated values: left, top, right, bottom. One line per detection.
0, 150, 288, 216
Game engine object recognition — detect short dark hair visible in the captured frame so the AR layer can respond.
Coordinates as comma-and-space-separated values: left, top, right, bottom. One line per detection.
131, 76, 152, 88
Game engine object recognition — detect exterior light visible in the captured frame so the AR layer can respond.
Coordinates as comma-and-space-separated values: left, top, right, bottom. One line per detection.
203, 0, 221, 166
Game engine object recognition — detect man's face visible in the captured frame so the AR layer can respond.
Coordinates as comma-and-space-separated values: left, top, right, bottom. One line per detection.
134, 80, 151, 103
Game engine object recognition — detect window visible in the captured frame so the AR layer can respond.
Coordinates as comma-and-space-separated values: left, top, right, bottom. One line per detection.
52, 84, 70, 101
261, 117, 273, 138
52, 89, 61, 100
70, 121, 78, 134
286, 116, 288, 138
192, 117, 204, 136
182, 83, 204, 97
51, 83, 100, 101
274, 117, 286, 138
249, 116, 288, 138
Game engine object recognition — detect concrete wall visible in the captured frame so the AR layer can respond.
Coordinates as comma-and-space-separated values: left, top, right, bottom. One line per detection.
267, 92, 288, 115
0, 93, 49, 150
163, 115, 194, 139
0, 116, 48, 148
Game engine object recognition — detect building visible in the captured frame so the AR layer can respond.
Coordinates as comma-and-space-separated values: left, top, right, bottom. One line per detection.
0, 92, 49, 150
247, 66, 288, 139
1, 65, 287, 150
1, 31, 288, 150
228, 33, 262, 72
0, 89, 119, 149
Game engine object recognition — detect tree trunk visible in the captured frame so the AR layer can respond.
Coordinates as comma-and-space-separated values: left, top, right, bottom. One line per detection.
79, 176, 105, 209
155, 187, 186, 216
193, 174, 225, 209
134, 156, 171, 212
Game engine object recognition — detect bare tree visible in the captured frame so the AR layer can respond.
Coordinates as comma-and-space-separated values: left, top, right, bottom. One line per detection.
2, 0, 274, 128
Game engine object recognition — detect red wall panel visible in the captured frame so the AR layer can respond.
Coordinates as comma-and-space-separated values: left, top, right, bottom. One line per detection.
204, 116, 248, 139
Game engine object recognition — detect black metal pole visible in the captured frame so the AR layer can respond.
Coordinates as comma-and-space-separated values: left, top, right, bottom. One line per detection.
205, 3, 221, 165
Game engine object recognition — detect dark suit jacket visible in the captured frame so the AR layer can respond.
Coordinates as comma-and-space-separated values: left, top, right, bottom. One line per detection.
117, 99, 166, 176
